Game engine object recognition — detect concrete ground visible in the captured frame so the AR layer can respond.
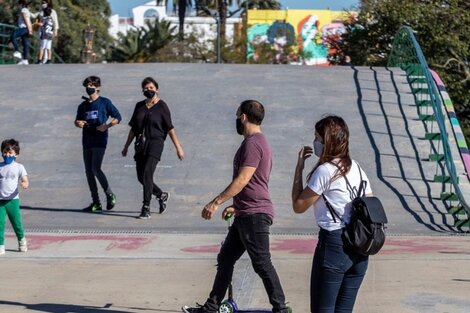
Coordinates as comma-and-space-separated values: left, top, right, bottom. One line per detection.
1, 63, 469, 313
1, 233, 470, 313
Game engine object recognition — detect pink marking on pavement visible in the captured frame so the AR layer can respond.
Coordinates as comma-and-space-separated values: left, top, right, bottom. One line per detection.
5, 234, 152, 251
182, 237, 470, 255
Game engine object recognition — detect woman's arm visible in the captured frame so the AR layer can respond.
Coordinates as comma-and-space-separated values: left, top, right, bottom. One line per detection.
121, 129, 136, 157
168, 128, 184, 160
291, 146, 320, 213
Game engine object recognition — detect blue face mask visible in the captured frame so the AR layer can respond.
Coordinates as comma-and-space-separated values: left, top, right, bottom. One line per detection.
3, 155, 16, 164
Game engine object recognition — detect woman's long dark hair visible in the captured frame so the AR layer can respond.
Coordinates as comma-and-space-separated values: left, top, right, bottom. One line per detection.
307, 115, 351, 181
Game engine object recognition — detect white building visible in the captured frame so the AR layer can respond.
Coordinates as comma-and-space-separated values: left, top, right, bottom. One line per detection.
109, 0, 241, 43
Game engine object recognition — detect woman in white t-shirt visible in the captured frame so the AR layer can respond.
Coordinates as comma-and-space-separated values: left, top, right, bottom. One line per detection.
291, 115, 372, 313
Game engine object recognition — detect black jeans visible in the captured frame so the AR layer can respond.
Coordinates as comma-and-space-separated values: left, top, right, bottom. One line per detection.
204, 213, 289, 313
134, 153, 162, 206
83, 147, 111, 204
10, 27, 29, 59
310, 229, 369, 313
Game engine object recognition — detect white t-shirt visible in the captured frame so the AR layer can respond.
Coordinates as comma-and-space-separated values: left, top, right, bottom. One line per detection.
307, 160, 372, 231
18, 7, 31, 28
0, 162, 27, 200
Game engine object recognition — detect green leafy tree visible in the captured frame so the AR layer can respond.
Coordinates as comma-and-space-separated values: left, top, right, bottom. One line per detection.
342, 0, 469, 136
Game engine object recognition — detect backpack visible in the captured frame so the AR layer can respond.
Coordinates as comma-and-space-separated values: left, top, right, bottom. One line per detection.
322, 162, 388, 256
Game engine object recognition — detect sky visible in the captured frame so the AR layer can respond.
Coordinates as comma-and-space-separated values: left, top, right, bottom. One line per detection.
108, 0, 360, 17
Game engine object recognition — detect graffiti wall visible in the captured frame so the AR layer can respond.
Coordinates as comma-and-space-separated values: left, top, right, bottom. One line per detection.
247, 9, 351, 65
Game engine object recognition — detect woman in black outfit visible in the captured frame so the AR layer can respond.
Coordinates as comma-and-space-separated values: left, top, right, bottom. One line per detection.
122, 77, 184, 219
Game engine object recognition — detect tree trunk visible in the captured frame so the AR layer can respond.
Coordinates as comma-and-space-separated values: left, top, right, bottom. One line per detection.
218, 0, 227, 43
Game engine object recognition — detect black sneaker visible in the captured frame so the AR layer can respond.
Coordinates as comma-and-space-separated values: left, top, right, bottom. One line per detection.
83, 202, 102, 212
138, 205, 151, 219
181, 304, 206, 313
158, 192, 170, 214
106, 193, 116, 210
45, 60, 52, 64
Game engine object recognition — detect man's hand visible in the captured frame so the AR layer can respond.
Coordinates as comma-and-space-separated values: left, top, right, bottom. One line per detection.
222, 206, 235, 220
202, 200, 219, 220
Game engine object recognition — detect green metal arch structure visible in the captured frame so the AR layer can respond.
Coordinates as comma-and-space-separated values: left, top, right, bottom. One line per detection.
388, 26, 470, 223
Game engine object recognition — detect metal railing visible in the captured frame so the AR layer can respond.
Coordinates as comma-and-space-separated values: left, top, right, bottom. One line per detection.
0, 22, 64, 64
388, 26, 470, 216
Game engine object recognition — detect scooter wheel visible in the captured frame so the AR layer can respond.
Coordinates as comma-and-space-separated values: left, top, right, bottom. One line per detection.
219, 300, 234, 313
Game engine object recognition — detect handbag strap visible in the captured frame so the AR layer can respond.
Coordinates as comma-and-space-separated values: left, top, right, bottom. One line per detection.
321, 161, 367, 224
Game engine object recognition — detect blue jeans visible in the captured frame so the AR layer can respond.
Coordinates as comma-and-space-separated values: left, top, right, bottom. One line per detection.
10, 27, 29, 60
83, 148, 112, 204
310, 229, 368, 313
204, 213, 289, 313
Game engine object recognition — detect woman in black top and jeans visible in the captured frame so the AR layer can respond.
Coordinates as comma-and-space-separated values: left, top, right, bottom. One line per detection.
122, 77, 184, 219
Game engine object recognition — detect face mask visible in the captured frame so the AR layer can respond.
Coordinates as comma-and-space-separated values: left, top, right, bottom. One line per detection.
42, 3, 48, 9
143, 90, 156, 99
313, 139, 324, 157
236, 118, 244, 135
3, 155, 16, 164
86, 87, 96, 96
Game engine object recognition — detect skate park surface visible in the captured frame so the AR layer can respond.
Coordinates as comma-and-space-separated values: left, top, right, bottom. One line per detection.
1, 63, 469, 313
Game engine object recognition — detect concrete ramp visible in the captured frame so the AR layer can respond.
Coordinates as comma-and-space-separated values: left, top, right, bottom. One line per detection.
0, 64, 458, 234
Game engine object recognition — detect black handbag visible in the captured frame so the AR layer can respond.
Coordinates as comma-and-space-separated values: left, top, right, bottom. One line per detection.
134, 133, 146, 154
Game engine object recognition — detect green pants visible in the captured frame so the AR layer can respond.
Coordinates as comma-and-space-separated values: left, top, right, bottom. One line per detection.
0, 199, 25, 245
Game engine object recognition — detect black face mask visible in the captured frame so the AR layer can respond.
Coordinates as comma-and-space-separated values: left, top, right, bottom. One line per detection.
143, 90, 156, 99
86, 87, 96, 96
236, 118, 244, 135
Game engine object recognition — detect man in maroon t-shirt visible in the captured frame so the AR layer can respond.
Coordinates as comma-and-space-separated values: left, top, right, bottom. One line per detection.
183, 100, 290, 313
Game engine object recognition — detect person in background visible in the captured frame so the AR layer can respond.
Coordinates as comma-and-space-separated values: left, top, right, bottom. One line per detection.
291, 115, 372, 313
0, 139, 29, 255
122, 77, 184, 219
9, 0, 33, 65
75, 76, 121, 213
32, 0, 59, 64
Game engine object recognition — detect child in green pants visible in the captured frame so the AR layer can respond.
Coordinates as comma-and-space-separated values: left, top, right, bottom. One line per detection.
0, 139, 29, 255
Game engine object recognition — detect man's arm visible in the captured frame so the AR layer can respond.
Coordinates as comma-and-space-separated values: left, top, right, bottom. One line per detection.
201, 166, 256, 220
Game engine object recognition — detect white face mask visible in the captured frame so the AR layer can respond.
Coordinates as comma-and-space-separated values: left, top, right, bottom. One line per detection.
42, 3, 48, 9
313, 139, 324, 157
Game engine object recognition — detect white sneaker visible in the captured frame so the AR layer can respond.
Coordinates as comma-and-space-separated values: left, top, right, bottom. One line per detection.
0, 245, 5, 255
17, 59, 29, 65
18, 238, 27, 252
13, 51, 22, 59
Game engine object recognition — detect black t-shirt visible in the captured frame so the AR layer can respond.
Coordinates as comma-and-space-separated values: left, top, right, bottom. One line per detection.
128, 99, 174, 160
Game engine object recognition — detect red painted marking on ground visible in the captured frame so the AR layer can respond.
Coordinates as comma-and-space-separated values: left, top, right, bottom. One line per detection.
5, 234, 152, 251
181, 237, 470, 255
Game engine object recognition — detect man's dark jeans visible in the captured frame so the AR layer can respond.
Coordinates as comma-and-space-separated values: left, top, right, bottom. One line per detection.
204, 213, 289, 313
310, 228, 369, 313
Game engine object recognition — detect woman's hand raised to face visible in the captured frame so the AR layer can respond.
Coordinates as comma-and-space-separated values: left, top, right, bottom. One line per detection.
297, 146, 313, 168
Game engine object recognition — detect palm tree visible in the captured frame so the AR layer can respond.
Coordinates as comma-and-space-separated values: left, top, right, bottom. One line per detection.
239, 0, 281, 11
110, 19, 177, 62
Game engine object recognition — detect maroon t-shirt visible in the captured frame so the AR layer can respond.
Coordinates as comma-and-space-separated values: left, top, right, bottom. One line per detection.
233, 132, 274, 219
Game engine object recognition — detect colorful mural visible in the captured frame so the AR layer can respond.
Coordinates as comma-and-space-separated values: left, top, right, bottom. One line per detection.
247, 9, 352, 65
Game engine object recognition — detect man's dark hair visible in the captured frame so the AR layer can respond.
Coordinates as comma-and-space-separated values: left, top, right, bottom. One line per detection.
239, 100, 265, 125
1, 139, 20, 155
19, 0, 32, 7
141, 77, 159, 90
82, 76, 101, 88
